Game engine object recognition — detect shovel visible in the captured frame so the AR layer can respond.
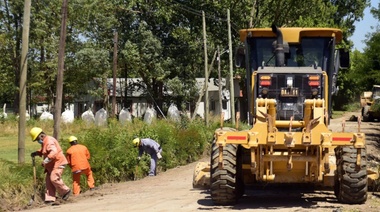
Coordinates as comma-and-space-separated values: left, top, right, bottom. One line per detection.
28, 156, 37, 206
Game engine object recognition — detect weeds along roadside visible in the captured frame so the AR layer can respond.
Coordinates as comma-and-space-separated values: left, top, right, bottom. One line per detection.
0, 115, 243, 210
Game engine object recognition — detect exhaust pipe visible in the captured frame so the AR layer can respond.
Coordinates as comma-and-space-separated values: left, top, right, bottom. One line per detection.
271, 24, 285, 67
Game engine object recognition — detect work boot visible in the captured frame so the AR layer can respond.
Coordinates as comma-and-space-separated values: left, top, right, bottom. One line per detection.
90, 187, 98, 191
44, 201, 54, 205
44, 201, 59, 206
62, 189, 71, 201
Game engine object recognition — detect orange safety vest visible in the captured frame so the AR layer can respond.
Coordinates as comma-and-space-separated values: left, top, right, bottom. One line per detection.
66, 144, 91, 172
39, 135, 68, 171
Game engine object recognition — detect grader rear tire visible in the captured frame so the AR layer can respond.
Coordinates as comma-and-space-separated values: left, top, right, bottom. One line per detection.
210, 142, 244, 205
334, 146, 368, 204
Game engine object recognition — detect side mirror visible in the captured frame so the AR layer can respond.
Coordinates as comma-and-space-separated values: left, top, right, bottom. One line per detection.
235, 46, 245, 68
339, 49, 349, 69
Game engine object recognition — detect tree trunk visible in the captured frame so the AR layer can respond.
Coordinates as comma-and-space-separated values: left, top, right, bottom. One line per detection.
53, 0, 69, 139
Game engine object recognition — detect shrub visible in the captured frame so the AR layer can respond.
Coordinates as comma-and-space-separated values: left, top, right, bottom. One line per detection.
371, 99, 380, 113
81, 118, 212, 184
0, 159, 44, 211
0, 114, 242, 210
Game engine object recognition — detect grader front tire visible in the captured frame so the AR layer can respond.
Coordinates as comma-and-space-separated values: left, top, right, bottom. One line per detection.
210, 142, 243, 205
335, 146, 368, 204
362, 105, 371, 122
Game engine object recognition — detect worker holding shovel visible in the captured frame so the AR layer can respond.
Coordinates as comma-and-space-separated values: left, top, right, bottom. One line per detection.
30, 127, 71, 205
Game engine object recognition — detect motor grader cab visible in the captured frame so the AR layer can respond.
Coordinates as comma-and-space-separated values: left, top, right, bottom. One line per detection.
361, 85, 380, 122
193, 25, 374, 205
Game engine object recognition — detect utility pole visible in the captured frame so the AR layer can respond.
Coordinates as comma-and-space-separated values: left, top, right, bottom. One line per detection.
249, 0, 257, 28
18, 0, 31, 164
191, 51, 217, 121
53, 0, 69, 139
112, 31, 118, 118
217, 46, 223, 116
227, 9, 235, 124
202, 11, 209, 126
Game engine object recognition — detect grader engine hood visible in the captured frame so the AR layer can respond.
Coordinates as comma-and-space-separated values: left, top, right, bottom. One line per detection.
256, 66, 324, 121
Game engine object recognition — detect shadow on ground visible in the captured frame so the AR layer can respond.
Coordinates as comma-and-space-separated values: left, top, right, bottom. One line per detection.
196, 185, 345, 211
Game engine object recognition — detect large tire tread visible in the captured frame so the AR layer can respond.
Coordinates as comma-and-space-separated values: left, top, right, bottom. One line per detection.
210, 140, 244, 205
334, 146, 368, 204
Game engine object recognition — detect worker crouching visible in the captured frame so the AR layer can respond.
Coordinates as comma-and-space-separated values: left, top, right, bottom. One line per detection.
66, 136, 96, 196
133, 137, 162, 176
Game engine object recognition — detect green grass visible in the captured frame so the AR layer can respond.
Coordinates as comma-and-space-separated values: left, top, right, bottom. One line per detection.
341, 102, 361, 112
332, 102, 362, 119
0, 136, 40, 163
0, 116, 220, 211
331, 110, 345, 119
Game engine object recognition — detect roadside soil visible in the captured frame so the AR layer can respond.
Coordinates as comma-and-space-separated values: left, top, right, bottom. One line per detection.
23, 111, 380, 212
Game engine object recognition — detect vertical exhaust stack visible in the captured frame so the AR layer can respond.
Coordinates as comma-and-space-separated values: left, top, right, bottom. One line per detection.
271, 24, 285, 67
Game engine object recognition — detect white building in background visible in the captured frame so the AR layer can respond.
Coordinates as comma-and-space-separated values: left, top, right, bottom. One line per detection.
28, 77, 240, 121
88, 77, 240, 121
195, 78, 231, 121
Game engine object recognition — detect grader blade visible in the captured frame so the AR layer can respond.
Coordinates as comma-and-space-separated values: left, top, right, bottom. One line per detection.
192, 162, 210, 189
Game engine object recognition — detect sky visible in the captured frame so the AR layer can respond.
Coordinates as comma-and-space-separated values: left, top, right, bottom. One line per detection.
351, 0, 379, 52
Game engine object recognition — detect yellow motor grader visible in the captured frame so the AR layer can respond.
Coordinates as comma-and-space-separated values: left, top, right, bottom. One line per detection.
360, 85, 380, 122
193, 25, 377, 205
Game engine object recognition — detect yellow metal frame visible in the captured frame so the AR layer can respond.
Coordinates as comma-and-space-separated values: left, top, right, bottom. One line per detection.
239, 27, 343, 44
212, 26, 364, 184
215, 79, 365, 183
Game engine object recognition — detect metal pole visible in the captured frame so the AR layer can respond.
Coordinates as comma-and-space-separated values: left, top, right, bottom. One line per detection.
112, 31, 118, 118
217, 46, 223, 116
202, 11, 209, 126
227, 9, 235, 124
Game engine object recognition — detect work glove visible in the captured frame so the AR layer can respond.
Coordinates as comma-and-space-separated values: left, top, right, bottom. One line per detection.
30, 151, 38, 157
41, 157, 51, 167
157, 152, 162, 159
137, 156, 141, 161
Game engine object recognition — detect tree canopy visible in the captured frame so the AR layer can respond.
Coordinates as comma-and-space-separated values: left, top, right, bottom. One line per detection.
0, 0, 372, 114
334, 1, 380, 109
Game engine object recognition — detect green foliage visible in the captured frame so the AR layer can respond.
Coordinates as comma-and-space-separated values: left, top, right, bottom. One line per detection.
69, 118, 211, 184
1, 0, 369, 114
371, 99, 380, 113
341, 102, 361, 112
0, 159, 43, 210
0, 117, 217, 209
340, 2, 380, 107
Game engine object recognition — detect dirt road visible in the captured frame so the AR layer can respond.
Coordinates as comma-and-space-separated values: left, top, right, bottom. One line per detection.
25, 111, 380, 212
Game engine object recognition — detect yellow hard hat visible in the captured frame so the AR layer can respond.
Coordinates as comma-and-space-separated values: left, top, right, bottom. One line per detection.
132, 137, 140, 147
68, 136, 78, 143
30, 127, 43, 141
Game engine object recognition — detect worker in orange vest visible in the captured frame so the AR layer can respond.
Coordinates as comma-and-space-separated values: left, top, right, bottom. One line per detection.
30, 127, 71, 204
66, 136, 96, 196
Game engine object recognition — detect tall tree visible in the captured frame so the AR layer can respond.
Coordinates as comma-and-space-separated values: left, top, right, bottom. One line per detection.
0, 0, 370, 116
